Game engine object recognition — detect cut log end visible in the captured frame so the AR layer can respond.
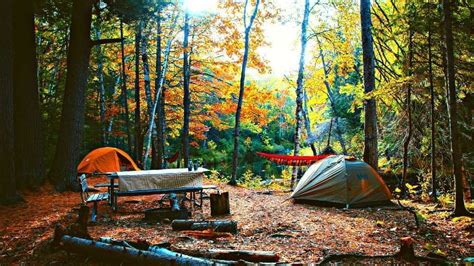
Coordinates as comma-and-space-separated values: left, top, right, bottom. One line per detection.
397, 237, 416, 261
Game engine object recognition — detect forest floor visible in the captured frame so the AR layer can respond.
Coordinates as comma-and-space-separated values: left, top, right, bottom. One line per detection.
0, 179, 472, 264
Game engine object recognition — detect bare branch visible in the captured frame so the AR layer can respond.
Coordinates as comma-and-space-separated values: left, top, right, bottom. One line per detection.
90, 38, 122, 46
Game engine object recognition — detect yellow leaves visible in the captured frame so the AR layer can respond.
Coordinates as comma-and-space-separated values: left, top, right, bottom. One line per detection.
451, 216, 471, 223
405, 183, 419, 194
244, 137, 252, 148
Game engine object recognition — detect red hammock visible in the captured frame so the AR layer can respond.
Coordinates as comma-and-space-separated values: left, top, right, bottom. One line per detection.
165, 151, 180, 163
256, 152, 331, 166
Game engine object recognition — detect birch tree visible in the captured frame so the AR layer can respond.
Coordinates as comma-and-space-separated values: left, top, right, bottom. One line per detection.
230, 0, 261, 185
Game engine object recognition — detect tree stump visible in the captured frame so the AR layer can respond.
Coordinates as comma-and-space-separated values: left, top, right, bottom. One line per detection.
210, 192, 230, 216
397, 237, 416, 261
53, 205, 91, 246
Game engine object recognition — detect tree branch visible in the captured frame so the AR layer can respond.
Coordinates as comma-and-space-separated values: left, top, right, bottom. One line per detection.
90, 38, 123, 46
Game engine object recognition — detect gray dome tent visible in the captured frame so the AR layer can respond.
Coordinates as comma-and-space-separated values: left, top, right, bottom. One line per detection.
290, 155, 393, 208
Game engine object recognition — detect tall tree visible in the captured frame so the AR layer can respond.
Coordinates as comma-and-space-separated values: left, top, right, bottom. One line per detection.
134, 21, 143, 164
182, 10, 191, 167
402, 29, 414, 195
291, 0, 310, 189
120, 19, 133, 153
360, 0, 378, 170
427, 24, 437, 201
49, 0, 94, 191
154, 9, 165, 169
13, 0, 44, 188
94, 9, 106, 145
142, 12, 178, 169
0, 0, 20, 204
141, 20, 155, 169
442, 0, 471, 216
230, 0, 260, 185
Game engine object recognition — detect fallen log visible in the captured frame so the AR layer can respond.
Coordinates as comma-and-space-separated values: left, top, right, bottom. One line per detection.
319, 237, 448, 264
58, 235, 214, 265
173, 248, 280, 263
172, 220, 238, 233
181, 229, 233, 240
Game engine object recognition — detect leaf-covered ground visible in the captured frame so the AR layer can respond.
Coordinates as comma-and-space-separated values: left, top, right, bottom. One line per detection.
0, 180, 472, 264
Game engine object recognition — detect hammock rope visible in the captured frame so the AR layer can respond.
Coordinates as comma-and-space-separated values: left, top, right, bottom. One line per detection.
256, 152, 331, 166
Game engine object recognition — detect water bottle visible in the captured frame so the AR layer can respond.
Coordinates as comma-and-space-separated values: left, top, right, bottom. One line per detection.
193, 159, 199, 171
187, 160, 192, 171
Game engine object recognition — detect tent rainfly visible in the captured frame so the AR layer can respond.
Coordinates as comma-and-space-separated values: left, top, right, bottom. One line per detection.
290, 155, 393, 208
77, 147, 140, 174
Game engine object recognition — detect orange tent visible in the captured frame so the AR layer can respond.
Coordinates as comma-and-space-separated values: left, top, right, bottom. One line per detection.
77, 147, 140, 174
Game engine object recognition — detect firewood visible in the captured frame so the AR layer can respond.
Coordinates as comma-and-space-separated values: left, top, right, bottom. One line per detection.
172, 219, 237, 233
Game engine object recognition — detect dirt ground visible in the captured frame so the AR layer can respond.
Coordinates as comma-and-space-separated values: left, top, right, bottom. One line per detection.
0, 179, 472, 264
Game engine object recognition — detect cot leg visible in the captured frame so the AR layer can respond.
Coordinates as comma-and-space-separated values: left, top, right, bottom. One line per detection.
91, 202, 97, 222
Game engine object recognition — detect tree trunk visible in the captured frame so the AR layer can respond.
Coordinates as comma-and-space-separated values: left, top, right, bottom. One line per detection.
334, 120, 348, 155
0, 0, 20, 204
142, 15, 178, 169
360, 0, 378, 171
49, 0, 93, 191
328, 118, 334, 147
140, 22, 156, 170
106, 76, 120, 143
316, 37, 345, 155
94, 12, 106, 145
95, 13, 106, 145
12, 0, 44, 189
290, 0, 310, 189
134, 21, 143, 165
230, 0, 260, 185
142, 26, 153, 118
402, 30, 414, 195
158, 88, 166, 168
428, 27, 437, 201
442, 0, 471, 216
120, 20, 133, 154
303, 88, 317, 155
155, 11, 165, 169
182, 11, 191, 167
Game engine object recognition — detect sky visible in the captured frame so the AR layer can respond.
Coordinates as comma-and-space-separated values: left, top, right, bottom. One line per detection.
259, 21, 300, 76
258, 0, 302, 76
186, 0, 303, 77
